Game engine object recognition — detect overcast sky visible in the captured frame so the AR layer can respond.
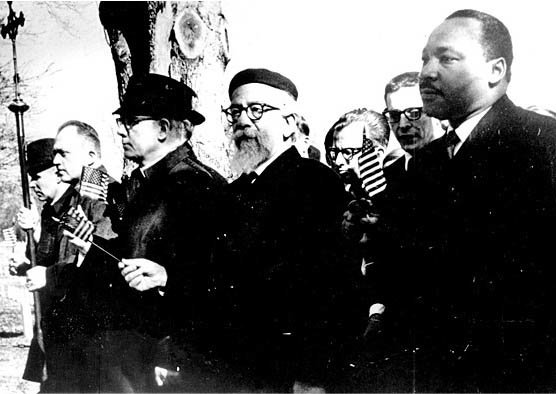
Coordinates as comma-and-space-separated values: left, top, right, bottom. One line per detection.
1, 0, 555, 175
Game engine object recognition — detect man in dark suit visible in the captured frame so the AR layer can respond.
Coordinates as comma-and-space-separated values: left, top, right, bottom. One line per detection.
409, 9, 556, 391
67, 74, 227, 392
217, 68, 349, 392
383, 71, 444, 173
13, 129, 116, 392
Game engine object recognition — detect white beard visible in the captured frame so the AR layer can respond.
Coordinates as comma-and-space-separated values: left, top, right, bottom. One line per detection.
230, 128, 272, 175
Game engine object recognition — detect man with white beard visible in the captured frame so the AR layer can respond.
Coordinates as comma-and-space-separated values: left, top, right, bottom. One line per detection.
215, 68, 353, 392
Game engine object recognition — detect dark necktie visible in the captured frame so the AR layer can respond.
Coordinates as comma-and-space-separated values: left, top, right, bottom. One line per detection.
127, 168, 146, 201
445, 128, 460, 159
244, 171, 258, 185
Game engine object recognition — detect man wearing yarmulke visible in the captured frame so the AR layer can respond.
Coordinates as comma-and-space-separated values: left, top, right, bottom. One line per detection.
215, 68, 354, 392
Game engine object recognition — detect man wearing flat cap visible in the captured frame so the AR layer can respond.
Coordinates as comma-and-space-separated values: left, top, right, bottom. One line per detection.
68, 73, 226, 391
214, 68, 351, 392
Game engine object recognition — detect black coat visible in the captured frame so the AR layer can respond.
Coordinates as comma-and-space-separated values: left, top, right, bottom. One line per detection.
374, 95, 556, 391
71, 143, 227, 392
214, 147, 351, 390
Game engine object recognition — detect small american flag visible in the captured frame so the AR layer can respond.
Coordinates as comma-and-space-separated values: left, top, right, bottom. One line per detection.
359, 131, 386, 199
2, 226, 17, 248
79, 166, 109, 202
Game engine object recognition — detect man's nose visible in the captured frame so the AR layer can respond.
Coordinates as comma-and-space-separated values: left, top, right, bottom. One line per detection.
399, 116, 413, 131
420, 58, 438, 80
234, 108, 254, 129
334, 153, 348, 167
52, 153, 61, 165
116, 127, 128, 138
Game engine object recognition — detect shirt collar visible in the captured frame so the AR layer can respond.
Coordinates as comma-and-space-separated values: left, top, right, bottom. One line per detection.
451, 106, 492, 155
253, 144, 290, 176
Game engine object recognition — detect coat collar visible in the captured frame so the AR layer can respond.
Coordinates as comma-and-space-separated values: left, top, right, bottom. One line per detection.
141, 142, 194, 181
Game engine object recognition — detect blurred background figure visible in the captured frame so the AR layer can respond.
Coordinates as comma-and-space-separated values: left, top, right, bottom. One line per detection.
293, 114, 321, 161
526, 105, 556, 120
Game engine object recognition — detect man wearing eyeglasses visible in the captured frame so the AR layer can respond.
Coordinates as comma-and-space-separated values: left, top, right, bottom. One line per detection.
383, 72, 445, 170
324, 108, 390, 198
216, 68, 350, 392
66, 73, 227, 392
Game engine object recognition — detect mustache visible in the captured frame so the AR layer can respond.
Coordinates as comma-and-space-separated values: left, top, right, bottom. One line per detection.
419, 79, 442, 93
232, 128, 259, 147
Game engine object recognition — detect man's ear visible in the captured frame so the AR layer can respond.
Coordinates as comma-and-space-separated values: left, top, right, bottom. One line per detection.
87, 149, 99, 167
157, 118, 170, 142
282, 113, 297, 141
488, 57, 507, 85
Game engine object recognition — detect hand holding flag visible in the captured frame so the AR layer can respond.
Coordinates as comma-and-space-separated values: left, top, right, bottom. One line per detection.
54, 206, 120, 263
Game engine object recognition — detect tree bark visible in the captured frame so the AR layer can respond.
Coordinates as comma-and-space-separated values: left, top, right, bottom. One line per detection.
99, 1, 231, 177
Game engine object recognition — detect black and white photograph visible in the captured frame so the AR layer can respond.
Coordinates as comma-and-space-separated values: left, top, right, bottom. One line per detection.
1, 0, 556, 392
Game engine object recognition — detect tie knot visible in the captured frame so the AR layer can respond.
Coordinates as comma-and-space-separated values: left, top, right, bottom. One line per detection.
242, 171, 258, 185
444, 128, 460, 159
446, 128, 460, 146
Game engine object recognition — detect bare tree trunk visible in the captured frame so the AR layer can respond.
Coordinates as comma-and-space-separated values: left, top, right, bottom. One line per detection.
99, 1, 231, 177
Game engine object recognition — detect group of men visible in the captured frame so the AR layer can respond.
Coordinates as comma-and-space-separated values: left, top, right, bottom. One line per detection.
9, 8, 556, 393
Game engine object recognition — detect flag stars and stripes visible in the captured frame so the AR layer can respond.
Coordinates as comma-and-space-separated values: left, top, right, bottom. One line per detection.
79, 166, 109, 202
359, 135, 386, 199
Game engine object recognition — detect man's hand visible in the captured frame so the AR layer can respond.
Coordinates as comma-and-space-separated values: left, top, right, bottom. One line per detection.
118, 258, 168, 291
63, 206, 95, 241
26, 266, 47, 291
16, 204, 41, 242
16, 205, 40, 231
154, 366, 180, 387
9, 257, 30, 276
341, 198, 379, 243
61, 206, 93, 259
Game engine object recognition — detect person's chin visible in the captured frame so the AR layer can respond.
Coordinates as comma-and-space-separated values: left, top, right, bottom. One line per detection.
400, 140, 420, 151
422, 101, 449, 120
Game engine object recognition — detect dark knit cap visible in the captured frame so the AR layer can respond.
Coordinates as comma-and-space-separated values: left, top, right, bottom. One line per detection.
27, 138, 55, 176
113, 73, 205, 125
228, 68, 298, 100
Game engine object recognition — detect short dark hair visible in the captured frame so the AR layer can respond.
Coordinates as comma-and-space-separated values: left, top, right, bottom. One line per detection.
384, 72, 420, 103
57, 120, 102, 157
447, 9, 513, 82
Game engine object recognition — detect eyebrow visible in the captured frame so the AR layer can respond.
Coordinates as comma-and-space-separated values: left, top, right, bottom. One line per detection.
422, 45, 461, 57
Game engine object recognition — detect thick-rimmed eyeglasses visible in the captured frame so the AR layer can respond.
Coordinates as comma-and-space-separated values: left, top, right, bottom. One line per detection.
222, 103, 280, 124
383, 107, 423, 123
328, 147, 363, 162
116, 116, 157, 132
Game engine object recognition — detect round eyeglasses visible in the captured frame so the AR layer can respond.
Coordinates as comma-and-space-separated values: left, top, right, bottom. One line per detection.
222, 103, 280, 124
382, 107, 423, 123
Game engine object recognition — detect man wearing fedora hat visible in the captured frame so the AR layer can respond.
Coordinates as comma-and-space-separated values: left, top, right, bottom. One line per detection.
214, 68, 352, 392
67, 73, 226, 392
